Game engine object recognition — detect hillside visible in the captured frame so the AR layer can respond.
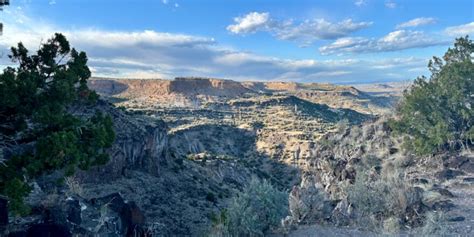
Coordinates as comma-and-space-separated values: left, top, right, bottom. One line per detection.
88, 77, 397, 114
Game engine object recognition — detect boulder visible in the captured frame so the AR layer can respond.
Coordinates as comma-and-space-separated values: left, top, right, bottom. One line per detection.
65, 199, 81, 225
448, 216, 465, 222
121, 201, 146, 236
26, 223, 71, 237
443, 155, 469, 169
90, 192, 126, 213
435, 169, 464, 181
429, 187, 455, 198
422, 190, 455, 211
463, 177, 474, 183
460, 162, 474, 174
0, 196, 7, 226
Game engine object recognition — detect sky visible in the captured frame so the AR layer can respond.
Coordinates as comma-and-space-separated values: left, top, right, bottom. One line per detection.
0, 0, 473, 84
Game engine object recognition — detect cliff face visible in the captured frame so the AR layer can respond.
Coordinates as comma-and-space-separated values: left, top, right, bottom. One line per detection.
88, 77, 396, 115
74, 100, 169, 183
171, 77, 251, 96
88, 77, 254, 108
88, 77, 251, 98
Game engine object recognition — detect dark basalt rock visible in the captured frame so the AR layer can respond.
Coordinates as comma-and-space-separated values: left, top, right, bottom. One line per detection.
90, 192, 126, 213
7, 231, 27, 237
463, 177, 474, 183
443, 155, 469, 169
448, 216, 465, 222
430, 187, 455, 198
0, 196, 7, 227
435, 169, 465, 181
65, 199, 81, 225
411, 177, 429, 185
26, 223, 71, 237
122, 201, 147, 237
460, 162, 474, 174
89, 193, 147, 235
389, 147, 398, 155
431, 200, 456, 211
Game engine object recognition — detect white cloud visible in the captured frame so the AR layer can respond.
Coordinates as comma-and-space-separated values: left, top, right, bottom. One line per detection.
227, 12, 271, 34
49, 0, 56, 5
162, 0, 168, 4
227, 12, 372, 45
385, 1, 397, 8
396, 17, 436, 29
354, 0, 366, 7
69, 30, 215, 48
319, 30, 446, 55
275, 19, 373, 45
445, 22, 474, 37
0, 8, 429, 83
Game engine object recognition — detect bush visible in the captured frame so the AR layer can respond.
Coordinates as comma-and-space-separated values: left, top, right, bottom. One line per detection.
347, 165, 423, 232
210, 178, 288, 236
413, 211, 449, 236
391, 36, 474, 155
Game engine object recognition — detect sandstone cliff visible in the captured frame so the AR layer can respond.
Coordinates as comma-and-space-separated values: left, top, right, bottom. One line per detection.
88, 77, 396, 114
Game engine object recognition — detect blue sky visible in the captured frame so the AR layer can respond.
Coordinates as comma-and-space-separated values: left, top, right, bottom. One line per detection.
0, 0, 473, 83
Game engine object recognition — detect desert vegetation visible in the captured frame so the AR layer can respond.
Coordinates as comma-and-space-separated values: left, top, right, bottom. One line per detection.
209, 178, 288, 236
390, 36, 473, 155
281, 36, 473, 236
0, 34, 115, 215
0, 34, 472, 236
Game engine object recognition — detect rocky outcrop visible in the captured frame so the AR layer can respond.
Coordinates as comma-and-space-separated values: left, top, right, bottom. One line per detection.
284, 118, 470, 234
87, 78, 396, 114
2, 98, 301, 236
171, 77, 251, 97
72, 100, 169, 183
169, 124, 256, 158
0, 197, 7, 227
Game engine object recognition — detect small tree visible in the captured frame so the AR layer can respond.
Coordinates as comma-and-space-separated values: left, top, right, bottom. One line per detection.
391, 36, 474, 155
0, 33, 115, 215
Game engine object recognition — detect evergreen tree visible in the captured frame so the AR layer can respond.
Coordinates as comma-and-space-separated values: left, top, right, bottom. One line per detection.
391, 36, 474, 155
0, 33, 115, 215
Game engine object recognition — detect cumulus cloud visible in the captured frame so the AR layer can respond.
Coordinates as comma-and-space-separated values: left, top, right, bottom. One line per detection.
354, 0, 366, 7
275, 19, 373, 45
227, 12, 372, 45
319, 30, 446, 55
0, 8, 428, 83
227, 12, 271, 34
445, 22, 474, 37
396, 17, 436, 29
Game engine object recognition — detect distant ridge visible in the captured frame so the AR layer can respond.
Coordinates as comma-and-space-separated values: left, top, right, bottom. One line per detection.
88, 77, 398, 114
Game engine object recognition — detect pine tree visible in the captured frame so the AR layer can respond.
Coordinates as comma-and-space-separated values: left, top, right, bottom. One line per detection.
391, 36, 474, 155
0, 33, 115, 215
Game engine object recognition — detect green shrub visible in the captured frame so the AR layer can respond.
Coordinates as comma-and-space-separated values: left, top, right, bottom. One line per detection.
0, 33, 115, 215
210, 178, 288, 236
391, 36, 473, 155
347, 165, 421, 232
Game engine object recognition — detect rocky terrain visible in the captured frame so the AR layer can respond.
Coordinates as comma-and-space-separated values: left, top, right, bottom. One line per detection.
1, 99, 299, 236
282, 118, 474, 236
88, 77, 398, 114
3, 76, 468, 237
